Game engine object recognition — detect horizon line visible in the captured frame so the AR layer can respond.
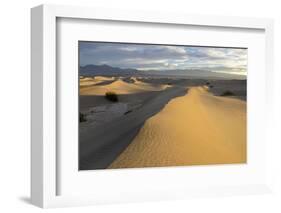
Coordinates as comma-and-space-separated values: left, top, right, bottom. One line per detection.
80, 64, 247, 76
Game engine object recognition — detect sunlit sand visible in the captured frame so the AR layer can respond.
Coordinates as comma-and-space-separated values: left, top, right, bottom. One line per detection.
109, 86, 246, 168
80, 76, 115, 87
80, 77, 170, 95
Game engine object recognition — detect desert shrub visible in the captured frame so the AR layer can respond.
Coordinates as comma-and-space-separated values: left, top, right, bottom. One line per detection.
105, 91, 119, 102
209, 85, 214, 88
79, 112, 86, 122
124, 110, 132, 115
206, 81, 210, 85
221, 90, 235, 96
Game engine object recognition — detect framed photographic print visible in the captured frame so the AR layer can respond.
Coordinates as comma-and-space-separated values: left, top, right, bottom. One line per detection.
31, 4, 274, 208
78, 41, 248, 170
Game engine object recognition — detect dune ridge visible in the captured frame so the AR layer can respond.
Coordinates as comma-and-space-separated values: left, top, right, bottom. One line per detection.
80, 76, 115, 86
80, 77, 170, 95
79, 85, 187, 170
109, 86, 246, 169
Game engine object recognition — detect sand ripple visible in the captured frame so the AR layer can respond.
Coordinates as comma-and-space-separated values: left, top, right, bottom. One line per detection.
109, 86, 246, 168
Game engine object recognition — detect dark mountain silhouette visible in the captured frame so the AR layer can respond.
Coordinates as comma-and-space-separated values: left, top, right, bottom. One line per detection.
80, 64, 141, 76
80, 64, 246, 80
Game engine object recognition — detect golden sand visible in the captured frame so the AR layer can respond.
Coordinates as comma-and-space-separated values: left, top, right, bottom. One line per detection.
80, 76, 115, 87
80, 77, 170, 95
109, 86, 246, 168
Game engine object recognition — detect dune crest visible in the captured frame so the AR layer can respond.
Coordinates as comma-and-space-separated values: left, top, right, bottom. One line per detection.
80, 76, 115, 87
109, 86, 246, 168
80, 77, 170, 95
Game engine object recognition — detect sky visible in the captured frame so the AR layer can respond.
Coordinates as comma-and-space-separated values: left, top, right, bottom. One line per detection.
79, 41, 247, 76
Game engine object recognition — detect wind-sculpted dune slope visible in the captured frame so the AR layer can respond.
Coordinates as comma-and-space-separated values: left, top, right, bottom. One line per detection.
79, 86, 187, 170
109, 86, 246, 168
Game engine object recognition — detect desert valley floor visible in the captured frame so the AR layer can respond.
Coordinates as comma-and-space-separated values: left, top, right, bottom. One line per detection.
79, 76, 246, 170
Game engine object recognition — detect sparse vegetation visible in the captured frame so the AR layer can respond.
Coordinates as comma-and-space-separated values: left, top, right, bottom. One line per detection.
124, 110, 133, 115
80, 112, 87, 122
105, 91, 119, 102
221, 90, 235, 96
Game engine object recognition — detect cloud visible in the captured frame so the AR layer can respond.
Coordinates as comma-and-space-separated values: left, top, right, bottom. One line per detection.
79, 42, 247, 75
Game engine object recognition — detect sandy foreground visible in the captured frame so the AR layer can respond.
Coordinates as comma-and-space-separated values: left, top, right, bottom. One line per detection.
79, 83, 186, 170
109, 86, 246, 168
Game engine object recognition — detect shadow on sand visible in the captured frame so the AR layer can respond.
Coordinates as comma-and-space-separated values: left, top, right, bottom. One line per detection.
79, 86, 187, 170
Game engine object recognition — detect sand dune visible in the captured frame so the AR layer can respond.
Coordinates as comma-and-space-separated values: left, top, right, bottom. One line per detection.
79, 86, 187, 170
109, 86, 246, 168
80, 76, 115, 87
80, 77, 95, 86
80, 77, 170, 95
95, 76, 115, 81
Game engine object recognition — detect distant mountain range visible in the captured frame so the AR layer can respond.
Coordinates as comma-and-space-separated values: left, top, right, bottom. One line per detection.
80, 64, 141, 76
80, 64, 246, 80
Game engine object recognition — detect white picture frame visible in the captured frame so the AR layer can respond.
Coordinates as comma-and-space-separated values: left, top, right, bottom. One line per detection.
31, 4, 274, 208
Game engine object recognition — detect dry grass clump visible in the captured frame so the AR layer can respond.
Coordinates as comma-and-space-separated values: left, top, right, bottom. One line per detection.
221, 90, 235, 96
80, 112, 86, 122
105, 91, 119, 102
